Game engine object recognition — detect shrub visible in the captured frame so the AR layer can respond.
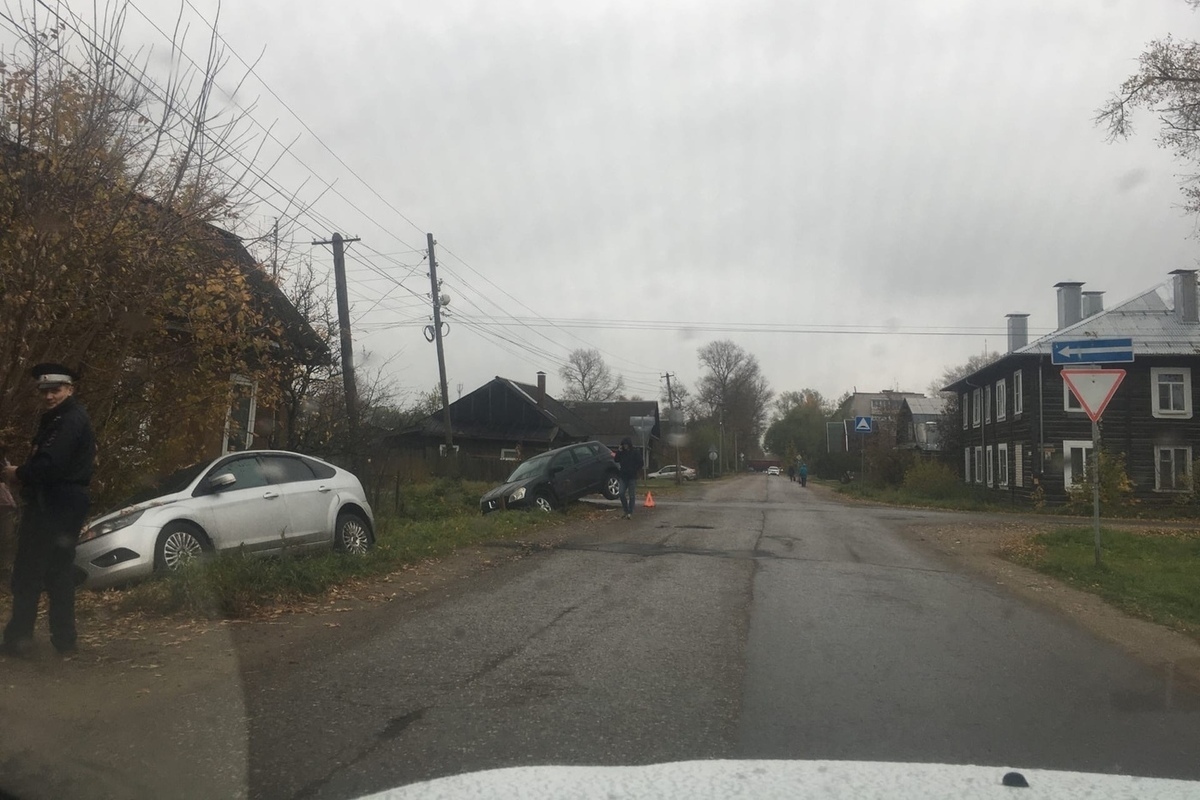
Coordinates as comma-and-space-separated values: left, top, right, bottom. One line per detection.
902, 460, 963, 500
1065, 447, 1136, 514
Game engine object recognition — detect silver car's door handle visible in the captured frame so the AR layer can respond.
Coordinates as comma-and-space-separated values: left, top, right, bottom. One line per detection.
317, 486, 332, 493
263, 491, 280, 499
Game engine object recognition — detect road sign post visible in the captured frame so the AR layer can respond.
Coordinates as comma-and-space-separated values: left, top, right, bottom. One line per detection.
1061, 368, 1127, 566
854, 417, 872, 483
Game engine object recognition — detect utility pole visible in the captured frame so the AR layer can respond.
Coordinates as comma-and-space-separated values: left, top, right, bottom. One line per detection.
427, 233, 453, 452
663, 373, 681, 486
313, 232, 362, 469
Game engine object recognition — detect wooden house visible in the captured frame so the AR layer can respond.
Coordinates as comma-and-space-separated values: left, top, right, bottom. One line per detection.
944, 271, 1200, 503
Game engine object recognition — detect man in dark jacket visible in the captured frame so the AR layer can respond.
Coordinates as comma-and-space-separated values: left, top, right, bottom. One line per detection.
614, 437, 643, 519
2, 363, 96, 657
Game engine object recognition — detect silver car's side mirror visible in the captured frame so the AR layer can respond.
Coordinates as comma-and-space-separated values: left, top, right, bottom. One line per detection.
208, 473, 237, 491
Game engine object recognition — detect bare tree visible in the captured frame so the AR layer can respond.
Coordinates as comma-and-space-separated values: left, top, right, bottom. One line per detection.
558, 348, 626, 402
1097, 4, 1200, 217
696, 340, 774, 464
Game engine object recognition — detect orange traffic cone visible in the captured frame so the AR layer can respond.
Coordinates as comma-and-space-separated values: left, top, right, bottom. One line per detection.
644, 491, 656, 508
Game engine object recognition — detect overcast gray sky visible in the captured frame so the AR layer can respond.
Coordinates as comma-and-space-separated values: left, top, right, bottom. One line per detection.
51, 1, 1200, 407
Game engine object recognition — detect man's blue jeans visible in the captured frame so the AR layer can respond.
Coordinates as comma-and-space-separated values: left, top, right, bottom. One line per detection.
619, 477, 637, 516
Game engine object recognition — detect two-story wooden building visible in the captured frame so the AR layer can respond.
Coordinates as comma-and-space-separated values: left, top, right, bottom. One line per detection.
945, 270, 1200, 503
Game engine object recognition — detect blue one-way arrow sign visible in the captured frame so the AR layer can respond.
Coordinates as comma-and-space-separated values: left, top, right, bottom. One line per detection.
1051, 337, 1134, 366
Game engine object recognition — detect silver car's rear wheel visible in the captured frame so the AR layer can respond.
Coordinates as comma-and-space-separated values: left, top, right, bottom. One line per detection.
155, 523, 210, 572
335, 511, 373, 554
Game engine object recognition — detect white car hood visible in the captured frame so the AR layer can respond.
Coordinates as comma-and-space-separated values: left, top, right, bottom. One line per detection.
363, 760, 1198, 799
87, 492, 191, 527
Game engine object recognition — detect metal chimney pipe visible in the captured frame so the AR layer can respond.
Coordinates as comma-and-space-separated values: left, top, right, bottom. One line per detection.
536, 371, 547, 407
1006, 314, 1029, 352
1081, 291, 1105, 318
1055, 282, 1084, 329
1171, 269, 1198, 324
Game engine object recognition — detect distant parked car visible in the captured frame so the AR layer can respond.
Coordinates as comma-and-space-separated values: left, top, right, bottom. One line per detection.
646, 465, 697, 481
74, 451, 375, 589
766, 466, 781, 476
481, 441, 621, 513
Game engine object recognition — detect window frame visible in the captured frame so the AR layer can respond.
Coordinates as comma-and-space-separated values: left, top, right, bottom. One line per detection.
972, 388, 981, 427
995, 378, 1007, 422
984, 387, 991, 424
1063, 380, 1084, 413
1151, 367, 1192, 419
973, 446, 983, 485
1063, 439, 1093, 488
985, 445, 994, 487
962, 393, 969, 430
1154, 445, 1192, 492
223, 375, 258, 455
998, 443, 1009, 487
1013, 370, 1023, 417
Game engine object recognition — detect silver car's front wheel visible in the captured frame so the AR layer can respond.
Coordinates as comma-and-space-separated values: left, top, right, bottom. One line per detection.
155, 524, 210, 572
335, 511, 373, 554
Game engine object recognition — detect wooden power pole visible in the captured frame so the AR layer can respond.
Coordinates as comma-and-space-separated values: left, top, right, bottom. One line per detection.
313, 232, 362, 467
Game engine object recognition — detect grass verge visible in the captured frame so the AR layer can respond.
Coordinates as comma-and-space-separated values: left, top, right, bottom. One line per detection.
834, 482, 1015, 513
80, 479, 591, 620
1001, 526, 1200, 637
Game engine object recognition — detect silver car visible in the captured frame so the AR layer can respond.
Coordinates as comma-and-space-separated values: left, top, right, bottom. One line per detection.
75, 450, 375, 589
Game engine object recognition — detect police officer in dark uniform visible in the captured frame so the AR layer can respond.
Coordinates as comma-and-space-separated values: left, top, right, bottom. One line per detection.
2, 363, 96, 657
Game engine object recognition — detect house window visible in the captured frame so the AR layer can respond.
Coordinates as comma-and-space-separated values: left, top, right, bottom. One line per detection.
500, 448, 520, 461
223, 376, 257, 454
1063, 380, 1083, 412
1151, 368, 1192, 419
986, 445, 994, 487
995, 379, 1007, 421
984, 388, 991, 424
964, 448, 972, 483
998, 443, 1009, 487
1014, 443, 1024, 488
1155, 446, 1192, 491
972, 388, 981, 427
962, 393, 969, 429
1013, 370, 1023, 416
1063, 439, 1093, 489
973, 446, 983, 484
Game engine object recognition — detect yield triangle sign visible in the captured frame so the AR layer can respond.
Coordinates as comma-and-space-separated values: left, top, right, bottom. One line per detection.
1061, 369, 1126, 422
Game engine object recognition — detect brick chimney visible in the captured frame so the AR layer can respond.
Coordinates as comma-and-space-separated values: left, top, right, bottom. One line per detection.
1171, 269, 1198, 324
1006, 313, 1029, 352
536, 371, 546, 408
1055, 281, 1084, 330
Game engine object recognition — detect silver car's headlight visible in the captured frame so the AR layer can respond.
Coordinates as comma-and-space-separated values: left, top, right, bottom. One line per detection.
509, 487, 527, 502
80, 509, 146, 543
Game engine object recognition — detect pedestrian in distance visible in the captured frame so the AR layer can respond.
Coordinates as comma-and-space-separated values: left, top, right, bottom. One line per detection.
2, 363, 96, 658
787, 464, 795, 482
799, 461, 809, 487
614, 437, 642, 519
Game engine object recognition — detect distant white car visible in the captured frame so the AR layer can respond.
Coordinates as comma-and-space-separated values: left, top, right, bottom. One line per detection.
75, 451, 375, 589
766, 466, 781, 476
646, 465, 697, 481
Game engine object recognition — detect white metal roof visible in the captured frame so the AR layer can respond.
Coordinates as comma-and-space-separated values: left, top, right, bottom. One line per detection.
1016, 278, 1200, 356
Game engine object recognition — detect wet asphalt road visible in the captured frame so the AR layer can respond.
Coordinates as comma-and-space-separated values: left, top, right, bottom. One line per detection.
241, 475, 1200, 799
